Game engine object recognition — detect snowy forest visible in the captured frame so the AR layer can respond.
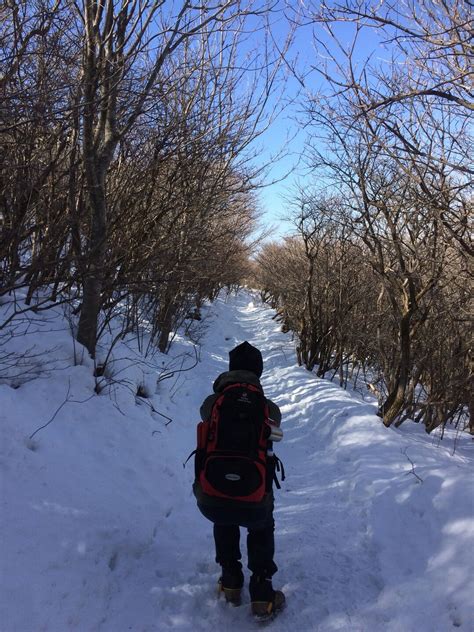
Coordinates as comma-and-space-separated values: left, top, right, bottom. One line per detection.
1, 1, 473, 631
1, 0, 472, 432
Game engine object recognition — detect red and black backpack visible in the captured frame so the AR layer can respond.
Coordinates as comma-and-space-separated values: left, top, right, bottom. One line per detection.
193, 383, 281, 503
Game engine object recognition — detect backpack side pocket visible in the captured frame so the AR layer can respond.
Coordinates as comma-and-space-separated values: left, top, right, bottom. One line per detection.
195, 421, 209, 479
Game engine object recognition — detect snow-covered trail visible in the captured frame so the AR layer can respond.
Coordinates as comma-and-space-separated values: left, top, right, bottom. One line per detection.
200, 293, 387, 631
160, 293, 472, 631
1, 291, 472, 632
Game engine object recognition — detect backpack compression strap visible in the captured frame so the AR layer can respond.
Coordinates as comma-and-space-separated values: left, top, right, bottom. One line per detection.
220, 382, 263, 395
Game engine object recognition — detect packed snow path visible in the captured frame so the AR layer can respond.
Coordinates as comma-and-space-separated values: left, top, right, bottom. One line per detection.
1, 291, 473, 631
190, 294, 387, 630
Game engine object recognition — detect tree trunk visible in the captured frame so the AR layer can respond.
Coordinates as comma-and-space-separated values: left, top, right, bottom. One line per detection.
380, 311, 411, 426
157, 302, 174, 353
76, 169, 107, 357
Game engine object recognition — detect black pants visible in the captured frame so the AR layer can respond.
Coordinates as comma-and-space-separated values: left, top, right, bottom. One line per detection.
194, 482, 278, 578
213, 517, 278, 578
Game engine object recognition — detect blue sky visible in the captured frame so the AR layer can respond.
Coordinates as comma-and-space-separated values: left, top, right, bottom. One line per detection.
256, 115, 306, 240
251, 5, 387, 241
251, 8, 312, 240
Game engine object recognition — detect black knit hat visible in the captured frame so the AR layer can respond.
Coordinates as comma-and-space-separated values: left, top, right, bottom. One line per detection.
228, 341, 263, 378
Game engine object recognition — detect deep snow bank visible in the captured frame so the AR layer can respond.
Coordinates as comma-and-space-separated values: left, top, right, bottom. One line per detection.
0, 291, 473, 632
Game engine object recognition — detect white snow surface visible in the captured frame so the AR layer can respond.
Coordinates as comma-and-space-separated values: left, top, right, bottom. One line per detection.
1, 291, 473, 632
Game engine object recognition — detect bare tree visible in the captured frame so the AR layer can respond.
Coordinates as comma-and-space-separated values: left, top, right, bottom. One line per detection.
265, 0, 472, 431
300, 0, 473, 256
0, 1, 81, 306
75, 0, 288, 356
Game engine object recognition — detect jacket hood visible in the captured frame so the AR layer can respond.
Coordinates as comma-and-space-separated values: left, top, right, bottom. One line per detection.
212, 369, 262, 393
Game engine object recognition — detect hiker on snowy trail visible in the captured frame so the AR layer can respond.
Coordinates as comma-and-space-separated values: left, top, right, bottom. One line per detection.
192, 341, 286, 620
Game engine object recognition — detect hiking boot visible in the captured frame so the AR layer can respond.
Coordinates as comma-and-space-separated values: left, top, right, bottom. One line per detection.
249, 575, 286, 619
217, 566, 244, 606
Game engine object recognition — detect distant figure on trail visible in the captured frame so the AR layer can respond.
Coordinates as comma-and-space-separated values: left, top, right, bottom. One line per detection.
191, 341, 286, 620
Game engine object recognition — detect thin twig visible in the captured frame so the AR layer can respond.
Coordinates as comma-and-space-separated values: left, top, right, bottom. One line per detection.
402, 447, 424, 483
137, 395, 173, 424
29, 380, 95, 439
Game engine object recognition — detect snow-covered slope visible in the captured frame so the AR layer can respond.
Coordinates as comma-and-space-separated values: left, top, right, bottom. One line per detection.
1, 292, 473, 631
